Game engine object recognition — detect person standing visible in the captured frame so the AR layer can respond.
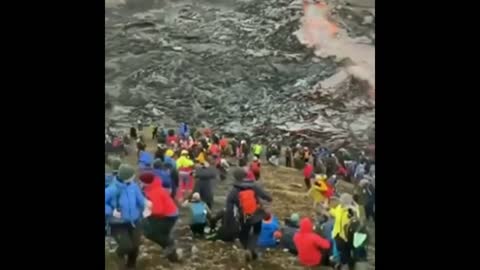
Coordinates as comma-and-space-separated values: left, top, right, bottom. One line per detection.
193, 161, 217, 209
105, 164, 146, 270
226, 168, 272, 261
138, 172, 182, 262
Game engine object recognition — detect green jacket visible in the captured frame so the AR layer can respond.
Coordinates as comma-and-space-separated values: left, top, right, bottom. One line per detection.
252, 144, 263, 155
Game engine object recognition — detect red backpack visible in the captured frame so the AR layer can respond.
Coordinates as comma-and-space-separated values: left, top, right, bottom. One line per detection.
238, 189, 258, 215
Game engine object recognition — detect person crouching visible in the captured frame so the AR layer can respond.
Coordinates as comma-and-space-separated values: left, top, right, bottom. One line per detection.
182, 192, 211, 238
139, 172, 182, 262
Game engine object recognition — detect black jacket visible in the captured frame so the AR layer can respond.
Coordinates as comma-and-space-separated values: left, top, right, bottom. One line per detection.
226, 180, 272, 224
194, 167, 218, 206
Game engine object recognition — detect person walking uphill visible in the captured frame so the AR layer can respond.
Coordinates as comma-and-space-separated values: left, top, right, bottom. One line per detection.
105, 164, 146, 270
194, 161, 217, 209
226, 168, 273, 261
293, 217, 331, 268
138, 172, 182, 262
176, 150, 195, 202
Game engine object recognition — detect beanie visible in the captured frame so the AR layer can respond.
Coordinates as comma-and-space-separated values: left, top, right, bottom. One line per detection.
110, 158, 122, 173
139, 172, 155, 184
118, 164, 135, 181
290, 213, 300, 226
153, 158, 163, 169
232, 168, 247, 182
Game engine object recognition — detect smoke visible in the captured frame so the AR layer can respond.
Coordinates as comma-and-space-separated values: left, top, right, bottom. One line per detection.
295, 1, 375, 95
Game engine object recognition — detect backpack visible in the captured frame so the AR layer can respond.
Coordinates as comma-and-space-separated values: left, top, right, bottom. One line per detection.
238, 189, 258, 215
190, 202, 207, 224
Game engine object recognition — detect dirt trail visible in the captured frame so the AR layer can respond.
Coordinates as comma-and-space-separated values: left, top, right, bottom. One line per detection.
106, 128, 374, 269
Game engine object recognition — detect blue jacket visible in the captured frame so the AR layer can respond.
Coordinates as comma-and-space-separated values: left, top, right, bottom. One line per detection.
138, 151, 153, 170
105, 173, 116, 188
163, 156, 176, 169
258, 216, 280, 247
153, 169, 173, 189
178, 123, 189, 139
105, 180, 146, 224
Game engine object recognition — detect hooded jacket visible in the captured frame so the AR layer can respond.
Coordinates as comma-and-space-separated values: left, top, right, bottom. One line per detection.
226, 180, 272, 224
153, 168, 173, 189
258, 215, 280, 247
144, 179, 178, 217
138, 151, 153, 170
176, 155, 194, 171
105, 179, 146, 224
293, 218, 331, 267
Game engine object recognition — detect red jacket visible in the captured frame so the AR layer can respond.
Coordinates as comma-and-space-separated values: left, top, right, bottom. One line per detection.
144, 178, 178, 217
245, 168, 255, 181
250, 161, 261, 174
219, 138, 228, 149
166, 135, 178, 145
303, 163, 314, 179
209, 143, 221, 156
293, 218, 331, 266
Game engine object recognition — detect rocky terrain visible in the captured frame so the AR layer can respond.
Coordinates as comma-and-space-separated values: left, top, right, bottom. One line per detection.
105, 130, 375, 270
105, 0, 375, 149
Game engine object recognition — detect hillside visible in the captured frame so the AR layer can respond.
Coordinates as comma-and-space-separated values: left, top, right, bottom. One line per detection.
105, 127, 375, 270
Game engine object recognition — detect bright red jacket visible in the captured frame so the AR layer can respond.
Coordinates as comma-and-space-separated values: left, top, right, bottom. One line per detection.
303, 163, 314, 179
209, 143, 221, 156
219, 138, 228, 149
293, 218, 331, 266
144, 178, 178, 217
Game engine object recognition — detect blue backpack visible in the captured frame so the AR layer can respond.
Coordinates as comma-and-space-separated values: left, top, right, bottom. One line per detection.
190, 202, 207, 224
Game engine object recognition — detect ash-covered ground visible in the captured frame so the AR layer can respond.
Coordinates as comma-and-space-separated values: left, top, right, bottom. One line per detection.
105, 0, 375, 149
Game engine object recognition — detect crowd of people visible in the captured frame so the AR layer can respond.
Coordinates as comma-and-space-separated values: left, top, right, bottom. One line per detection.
105, 122, 375, 270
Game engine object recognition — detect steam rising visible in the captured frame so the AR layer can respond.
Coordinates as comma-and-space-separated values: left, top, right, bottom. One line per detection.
295, 1, 375, 95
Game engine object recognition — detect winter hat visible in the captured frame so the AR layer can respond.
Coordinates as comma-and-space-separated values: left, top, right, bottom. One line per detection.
110, 158, 122, 173
139, 172, 155, 184
232, 168, 247, 182
117, 164, 135, 182
165, 149, 174, 157
253, 156, 258, 161
181, 149, 189, 155
192, 192, 201, 202
153, 158, 163, 169
290, 213, 300, 226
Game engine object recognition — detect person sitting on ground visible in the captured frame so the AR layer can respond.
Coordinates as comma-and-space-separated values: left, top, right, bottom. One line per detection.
303, 161, 314, 190
257, 212, 280, 248
152, 159, 173, 194
293, 217, 331, 268
139, 171, 182, 262
275, 213, 300, 255
226, 168, 273, 261
182, 192, 211, 238
105, 164, 146, 270
206, 208, 240, 242
193, 161, 217, 209
249, 156, 262, 181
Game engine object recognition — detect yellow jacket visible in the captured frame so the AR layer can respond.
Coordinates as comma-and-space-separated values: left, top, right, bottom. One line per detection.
176, 156, 194, 170
308, 180, 328, 203
330, 205, 351, 241
195, 151, 206, 164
